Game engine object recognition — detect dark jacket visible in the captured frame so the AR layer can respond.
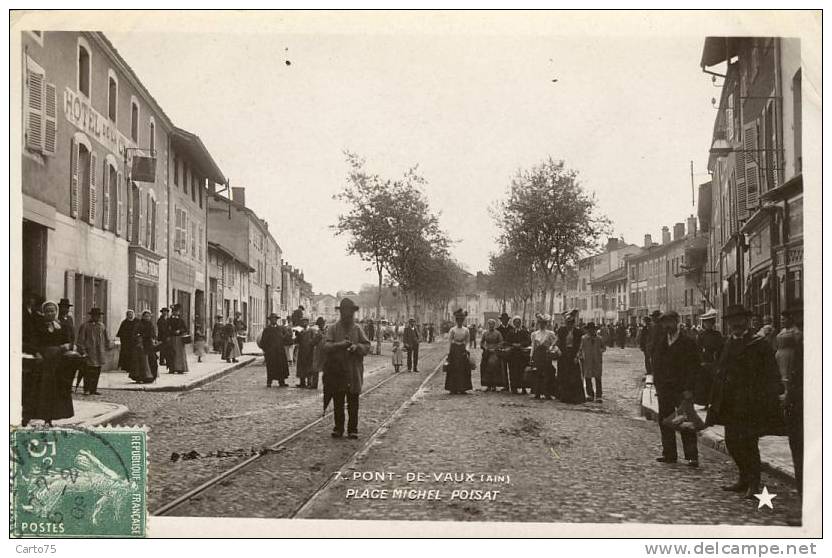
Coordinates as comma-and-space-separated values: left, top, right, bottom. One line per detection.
647, 323, 664, 359
291, 309, 304, 327
157, 316, 170, 341
402, 325, 420, 347
556, 326, 583, 358
637, 325, 650, 352
707, 331, 784, 432
652, 332, 700, 395
697, 328, 724, 364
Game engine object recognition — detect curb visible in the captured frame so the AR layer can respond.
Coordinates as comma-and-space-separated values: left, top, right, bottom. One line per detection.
84, 403, 130, 426
102, 356, 258, 392
641, 404, 795, 483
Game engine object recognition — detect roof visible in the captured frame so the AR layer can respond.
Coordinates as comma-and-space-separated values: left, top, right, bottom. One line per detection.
210, 192, 281, 253
171, 127, 226, 184
591, 266, 627, 285
207, 241, 255, 272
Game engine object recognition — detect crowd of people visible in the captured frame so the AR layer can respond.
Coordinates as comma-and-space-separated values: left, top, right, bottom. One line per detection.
641, 303, 804, 499
442, 308, 609, 403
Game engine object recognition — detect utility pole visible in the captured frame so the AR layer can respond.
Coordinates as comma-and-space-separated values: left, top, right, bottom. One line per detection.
690, 160, 695, 208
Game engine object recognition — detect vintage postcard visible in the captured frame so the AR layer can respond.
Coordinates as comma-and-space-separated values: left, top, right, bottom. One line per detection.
8, 9, 821, 539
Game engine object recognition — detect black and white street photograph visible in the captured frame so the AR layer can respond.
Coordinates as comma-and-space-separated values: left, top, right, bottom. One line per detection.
9, 9, 821, 540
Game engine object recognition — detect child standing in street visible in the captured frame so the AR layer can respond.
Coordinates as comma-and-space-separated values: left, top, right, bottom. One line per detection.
579, 322, 605, 403
391, 339, 404, 373
193, 323, 207, 363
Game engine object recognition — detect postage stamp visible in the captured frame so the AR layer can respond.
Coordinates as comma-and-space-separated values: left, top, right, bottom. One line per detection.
10, 426, 147, 538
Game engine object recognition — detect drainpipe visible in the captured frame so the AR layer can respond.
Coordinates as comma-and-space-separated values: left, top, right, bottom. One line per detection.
166, 132, 171, 308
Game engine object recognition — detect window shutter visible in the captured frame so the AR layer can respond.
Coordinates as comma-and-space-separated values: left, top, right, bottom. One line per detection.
743, 121, 760, 211
151, 200, 157, 251
138, 188, 146, 246
116, 171, 124, 236
102, 164, 110, 231
25, 61, 44, 151
89, 152, 98, 225
69, 138, 79, 218
42, 82, 58, 155
127, 184, 134, 241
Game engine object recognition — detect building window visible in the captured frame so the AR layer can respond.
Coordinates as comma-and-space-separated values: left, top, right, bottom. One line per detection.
106, 160, 118, 231
74, 274, 108, 324
107, 70, 118, 123
148, 118, 156, 153
191, 221, 197, 258
183, 165, 189, 195
175, 206, 188, 253
792, 69, 802, 174
131, 184, 141, 244
77, 38, 91, 99
150, 199, 157, 251
191, 173, 197, 203
130, 97, 140, 143
198, 224, 204, 262
173, 155, 179, 186
786, 196, 803, 241
198, 180, 203, 208
24, 55, 57, 155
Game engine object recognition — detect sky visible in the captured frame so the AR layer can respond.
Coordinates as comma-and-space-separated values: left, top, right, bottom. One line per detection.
105, 14, 721, 295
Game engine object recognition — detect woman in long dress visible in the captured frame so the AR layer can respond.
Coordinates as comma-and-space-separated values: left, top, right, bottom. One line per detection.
29, 301, 76, 426
507, 316, 532, 394
775, 310, 802, 383
531, 314, 559, 400
311, 317, 328, 388
579, 322, 605, 403
479, 319, 504, 391
130, 310, 158, 384
556, 311, 586, 403
258, 313, 292, 387
116, 310, 137, 375
167, 304, 190, 374
445, 309, 473, 394
296, 318, 318, 388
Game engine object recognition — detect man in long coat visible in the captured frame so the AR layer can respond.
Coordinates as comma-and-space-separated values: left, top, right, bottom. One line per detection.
402, 317, 421, 372
157, 307, 170, 367
495, 312, 513, 390
653, 310, 701, 466
707, 304, 784, 498
258, 313, 292, 387
695, 308, 723, 405
323, 298, 371, 439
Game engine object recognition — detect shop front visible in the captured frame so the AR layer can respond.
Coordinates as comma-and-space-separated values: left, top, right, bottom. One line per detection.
129, 247, 162, 316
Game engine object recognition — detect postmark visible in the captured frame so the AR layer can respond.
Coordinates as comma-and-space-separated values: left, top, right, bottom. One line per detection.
10, 426, 147, 538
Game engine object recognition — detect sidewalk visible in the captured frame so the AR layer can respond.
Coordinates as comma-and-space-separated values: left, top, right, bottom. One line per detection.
25, 399, 130, 428
640, 380, 795, 481
98, 351, 256, 392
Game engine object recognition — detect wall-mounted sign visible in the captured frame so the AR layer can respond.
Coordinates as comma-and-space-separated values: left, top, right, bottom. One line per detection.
63, 87, 136, 163
132, 155, 157, 182
135, 254, 159, 279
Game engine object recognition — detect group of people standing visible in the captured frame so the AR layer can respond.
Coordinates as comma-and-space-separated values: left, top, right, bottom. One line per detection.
21, 296, 113, 426
116, 303, 191, 382
443, 308, 606, 403
642, 303, 804, 499
257, 312, 329, 389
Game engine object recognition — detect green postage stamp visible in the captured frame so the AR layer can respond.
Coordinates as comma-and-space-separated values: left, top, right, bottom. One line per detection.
10, 426, 147, 537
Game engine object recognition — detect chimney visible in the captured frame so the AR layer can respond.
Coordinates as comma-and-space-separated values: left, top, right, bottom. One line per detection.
662, 226, 671, 245
231, 187, 246, 206
687, 215, 698, 238
673, 222, 685, 241
643, 234, 652, 248
606, 237, 619, 252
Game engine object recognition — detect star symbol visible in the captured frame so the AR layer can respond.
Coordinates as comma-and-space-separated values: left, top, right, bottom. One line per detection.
754, 486, 777, 509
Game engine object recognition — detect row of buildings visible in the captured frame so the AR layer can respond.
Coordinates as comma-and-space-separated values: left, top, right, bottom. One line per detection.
20, 31, 313, 364
452, 35, 806, 330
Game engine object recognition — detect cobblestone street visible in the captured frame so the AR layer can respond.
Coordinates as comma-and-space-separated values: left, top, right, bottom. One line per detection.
299, 347, 801, 525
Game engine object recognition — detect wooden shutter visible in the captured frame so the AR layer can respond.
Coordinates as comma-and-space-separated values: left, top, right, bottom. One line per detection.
69, 138, 79, 218
101, 163, 110, 231
43, 82, 58, 155
116, 171, 124, 236
25, 60, 44, 151
89, 152, 98, 225
127, 184, 134, 241
138, 187, 146, 246
743, 121, 760, 211
151, 201, 157, 251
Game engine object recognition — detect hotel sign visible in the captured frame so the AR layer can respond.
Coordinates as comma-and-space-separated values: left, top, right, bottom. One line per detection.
63, 87, 136, 162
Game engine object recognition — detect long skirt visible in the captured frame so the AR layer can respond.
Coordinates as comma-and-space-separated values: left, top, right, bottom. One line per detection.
118, 342, 136, 373
223, 338, 241, 360
193, 340, 207, 358
30, 348, 75, 421
509, 349, 530, 390
297, 345, 315, 379
445, 344, 473, 393
169, 336, 190, 372
556, 353, 586, 403
130, 350, 157, 383
265, 348, 290, 382
533, 346, 556, 397
480, 349, 505, 387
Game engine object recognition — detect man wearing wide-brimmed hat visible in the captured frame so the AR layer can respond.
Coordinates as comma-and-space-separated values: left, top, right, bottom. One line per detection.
653, 310, 701, 467
76, 307, 110, 395
707, 304, 783, 498
259, 313, 293, 387
323, 298, 371, 439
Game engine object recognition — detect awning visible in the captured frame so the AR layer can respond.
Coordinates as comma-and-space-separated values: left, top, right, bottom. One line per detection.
761, 173, 802, 202
23, 195, 56, 229
700, 37, 741, 68
170, 127, 226, 184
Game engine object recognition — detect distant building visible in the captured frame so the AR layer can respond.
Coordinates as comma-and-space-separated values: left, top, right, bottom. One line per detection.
311, 293, 338, 323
